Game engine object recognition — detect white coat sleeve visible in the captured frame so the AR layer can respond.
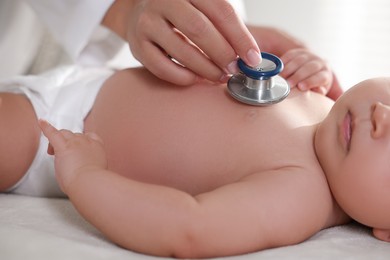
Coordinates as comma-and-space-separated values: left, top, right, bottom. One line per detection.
23, 0, 115, 60
22, 0, 246, 69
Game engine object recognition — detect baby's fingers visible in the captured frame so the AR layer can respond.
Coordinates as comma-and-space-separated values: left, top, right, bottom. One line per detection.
39, 119, 68, 152
297, 70, 332, 94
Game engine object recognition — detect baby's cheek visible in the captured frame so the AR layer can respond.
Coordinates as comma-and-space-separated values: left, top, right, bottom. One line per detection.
327, 164, 359, 213
336, 161, 383, 227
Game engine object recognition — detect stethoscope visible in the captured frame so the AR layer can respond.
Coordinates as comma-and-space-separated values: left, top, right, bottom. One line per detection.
227, 52, 290, 106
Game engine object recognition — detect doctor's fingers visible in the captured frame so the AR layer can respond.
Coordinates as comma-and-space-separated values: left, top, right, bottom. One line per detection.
128, 0, 234, 79
165, 0, 253, 74
133, 40, 199, 85
133, 20, 225, 84
189, 0, 261, 68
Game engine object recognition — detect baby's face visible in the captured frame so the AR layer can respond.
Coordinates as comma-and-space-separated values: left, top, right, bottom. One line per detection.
315, 78, 390, 230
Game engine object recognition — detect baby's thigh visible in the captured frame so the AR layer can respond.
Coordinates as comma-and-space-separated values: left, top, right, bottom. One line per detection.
0, 94, 40, 191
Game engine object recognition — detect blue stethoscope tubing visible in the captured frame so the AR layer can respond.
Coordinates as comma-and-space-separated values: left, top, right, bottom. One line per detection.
227, 52, 290, 106
237, 52, 283, 80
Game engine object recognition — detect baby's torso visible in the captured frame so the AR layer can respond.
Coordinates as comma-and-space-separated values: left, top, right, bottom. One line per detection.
84, 68, 334, 195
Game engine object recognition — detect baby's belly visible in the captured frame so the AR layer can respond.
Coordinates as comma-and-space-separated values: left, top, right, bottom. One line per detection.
85, 97, 260, 194
84, 69, 321, 195
104, 131, 251, 195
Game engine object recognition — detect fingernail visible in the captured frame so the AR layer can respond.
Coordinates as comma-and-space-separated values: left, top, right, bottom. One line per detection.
298, 83, 308, 91
318, 86, 327, 95
220, 74, 231, 83
225, 60, 238, 75
246, 49, 261, 67
287, 80, 295, 88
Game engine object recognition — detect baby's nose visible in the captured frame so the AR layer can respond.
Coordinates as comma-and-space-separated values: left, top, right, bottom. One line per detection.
371, 102, 390, 138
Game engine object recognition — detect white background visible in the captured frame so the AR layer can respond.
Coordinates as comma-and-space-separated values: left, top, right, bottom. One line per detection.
243, 0, 390, 90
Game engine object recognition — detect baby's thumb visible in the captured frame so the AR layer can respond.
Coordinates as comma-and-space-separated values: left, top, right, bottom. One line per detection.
85, 132, 104, 145
47, 143, 55, 155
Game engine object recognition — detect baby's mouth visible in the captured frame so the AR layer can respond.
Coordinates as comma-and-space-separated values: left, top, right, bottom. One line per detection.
343, 111, 352, 151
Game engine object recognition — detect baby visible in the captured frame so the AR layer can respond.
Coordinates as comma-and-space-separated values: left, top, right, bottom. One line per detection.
1, 53, 389, 258
315, 78, 390, 243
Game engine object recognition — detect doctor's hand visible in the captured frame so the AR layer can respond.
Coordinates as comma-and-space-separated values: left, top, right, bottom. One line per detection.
103, 0, 260, 85
279, 48, 343, 100
39, 120, 107, 193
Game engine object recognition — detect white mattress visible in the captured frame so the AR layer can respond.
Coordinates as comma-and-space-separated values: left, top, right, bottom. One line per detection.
1, 193, 390, 259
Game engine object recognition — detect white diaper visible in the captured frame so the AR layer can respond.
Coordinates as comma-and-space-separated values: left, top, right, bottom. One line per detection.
1, 66, 113, 197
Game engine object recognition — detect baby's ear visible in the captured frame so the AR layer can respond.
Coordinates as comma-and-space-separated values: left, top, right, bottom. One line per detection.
373, 228, 390, 242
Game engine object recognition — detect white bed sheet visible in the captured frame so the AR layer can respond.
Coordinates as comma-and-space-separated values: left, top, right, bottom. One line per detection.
1, 193, 390, 260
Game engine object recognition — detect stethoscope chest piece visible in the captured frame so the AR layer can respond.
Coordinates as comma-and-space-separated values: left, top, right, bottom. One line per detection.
227, 52, 290, 106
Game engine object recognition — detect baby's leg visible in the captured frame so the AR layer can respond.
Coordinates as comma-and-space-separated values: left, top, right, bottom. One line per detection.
0, 93, 40, 191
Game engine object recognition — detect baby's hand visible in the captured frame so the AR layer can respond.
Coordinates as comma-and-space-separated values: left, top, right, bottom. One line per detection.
279, 48, 333, 96
39, 120, 107, 193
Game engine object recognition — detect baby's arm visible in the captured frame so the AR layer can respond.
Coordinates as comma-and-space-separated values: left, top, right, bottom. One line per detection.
40, 120, 345, 258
